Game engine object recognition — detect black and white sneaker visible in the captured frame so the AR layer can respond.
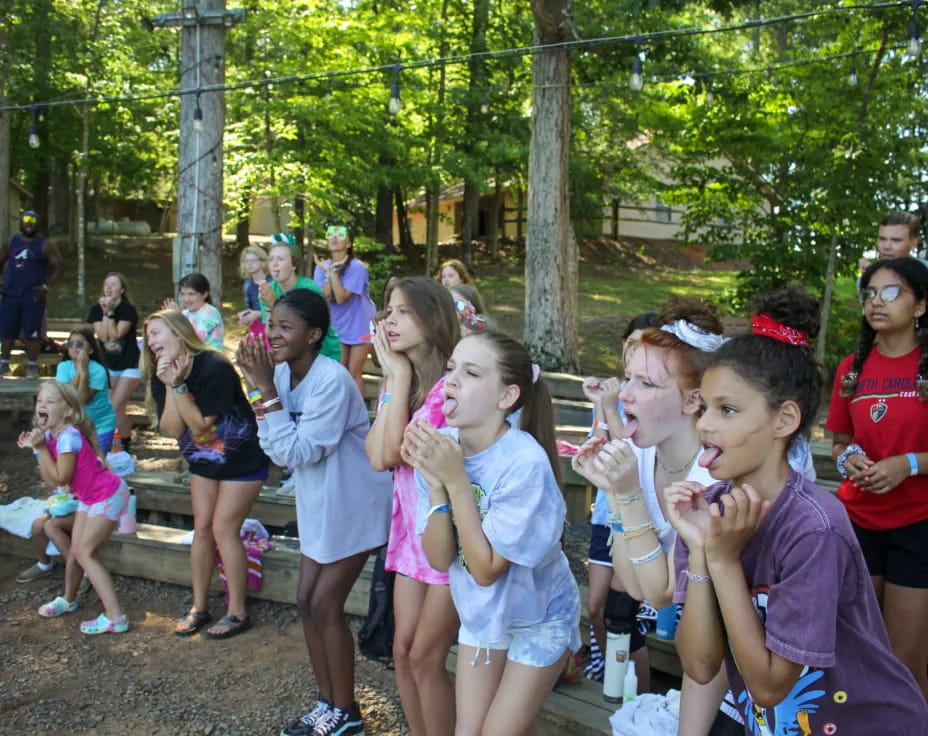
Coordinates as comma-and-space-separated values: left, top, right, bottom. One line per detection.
281, 701, 331, 736
312, 703, 364, 736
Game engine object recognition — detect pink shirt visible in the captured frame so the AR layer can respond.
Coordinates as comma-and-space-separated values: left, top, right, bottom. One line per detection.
47, 426, 122, 505
384, 377, 450, 584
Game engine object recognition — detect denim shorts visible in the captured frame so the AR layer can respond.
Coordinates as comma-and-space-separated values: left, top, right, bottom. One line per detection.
458, 588, 581, 668
77, 481, 130, 521
108, 367, 141, 380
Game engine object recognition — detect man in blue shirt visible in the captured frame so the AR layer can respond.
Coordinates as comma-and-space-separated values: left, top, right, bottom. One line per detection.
0, 211, 61, 377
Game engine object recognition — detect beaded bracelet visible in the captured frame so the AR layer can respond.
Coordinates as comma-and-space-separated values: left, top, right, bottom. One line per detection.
628, 543, 662, 565
685, 569, 712, 584
615, 491, 643, 506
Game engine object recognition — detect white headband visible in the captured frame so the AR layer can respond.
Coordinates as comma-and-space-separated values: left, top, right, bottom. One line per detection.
660, 319, 727, 352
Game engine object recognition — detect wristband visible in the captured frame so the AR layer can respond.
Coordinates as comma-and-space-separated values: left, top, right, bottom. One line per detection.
628, 543, 663, 565
592, 419, 606, 430
381, 392, 392, 404
685, 569, 712, 584
427, 503, 450, 520
248, 390, 263, 405
907, 452, 919, 477
261, 397, 281, 411
836, 443, 866, 479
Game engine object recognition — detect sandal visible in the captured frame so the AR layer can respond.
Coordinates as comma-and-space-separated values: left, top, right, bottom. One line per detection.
205, 614, 252, 640
80, 613, 129, 635
174, 609, 212, 637
38, 595, 78, 618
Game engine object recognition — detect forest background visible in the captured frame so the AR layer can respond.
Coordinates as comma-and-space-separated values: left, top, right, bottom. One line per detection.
1, 0, 926, 375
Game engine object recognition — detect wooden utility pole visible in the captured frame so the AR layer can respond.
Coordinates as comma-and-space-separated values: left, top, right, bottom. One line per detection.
525, 0, 579, 372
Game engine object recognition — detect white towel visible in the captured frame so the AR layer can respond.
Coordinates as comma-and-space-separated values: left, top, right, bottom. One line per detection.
610, 690, 681, 736
0, 497, 60, 555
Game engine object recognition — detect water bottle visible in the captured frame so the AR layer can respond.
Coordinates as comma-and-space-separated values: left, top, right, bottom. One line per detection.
623, 660, 638, 704
117, 492, 137, 535
603, 618, 631, 703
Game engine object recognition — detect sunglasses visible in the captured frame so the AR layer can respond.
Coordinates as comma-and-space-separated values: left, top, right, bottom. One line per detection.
65, 341, 89, 348
859, 284, 912, 305
326, 226, 348, 240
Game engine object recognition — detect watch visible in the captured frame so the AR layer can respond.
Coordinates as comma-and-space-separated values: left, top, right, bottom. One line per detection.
171, 383, 189, 394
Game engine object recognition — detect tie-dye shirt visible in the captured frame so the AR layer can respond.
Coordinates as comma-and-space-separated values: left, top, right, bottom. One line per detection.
183, 303, 224, 351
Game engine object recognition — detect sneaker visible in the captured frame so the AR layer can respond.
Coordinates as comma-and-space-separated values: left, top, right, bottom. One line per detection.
277, 474, 298, 497
17, 562, 55, 583
281, 701, 331, 736
38, 595, 78, 617
313, 703, 363, 736
26, 363, 39, 378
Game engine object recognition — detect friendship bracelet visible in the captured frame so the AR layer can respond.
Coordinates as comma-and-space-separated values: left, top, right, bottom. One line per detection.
427, 503, 450, 520
607, 511, 623, 533
628, 543, 663, 565
614, 491, 643, 506
622, 522, 656, 541
381, 392, 393, 404
907, 452, 919, 476
260, 397, 282, 411
836, 443, 866, 479
685, 569, 712, 584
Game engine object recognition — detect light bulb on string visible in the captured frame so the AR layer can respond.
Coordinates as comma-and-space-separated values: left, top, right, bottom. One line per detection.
28, 122, 40, 149
388, 65, 402, 115
630, 56, 644, 91
908, 20, 922, 57
848, 66, 858, 85
193, 93, 203, 132
480, 91, 489, 115
705, 80, 714, 105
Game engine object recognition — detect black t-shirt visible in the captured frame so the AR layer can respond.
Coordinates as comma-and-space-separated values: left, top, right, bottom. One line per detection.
151, 350, 269, 480
87, 300, 141, 371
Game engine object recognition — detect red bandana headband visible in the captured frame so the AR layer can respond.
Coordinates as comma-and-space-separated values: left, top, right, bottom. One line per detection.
751, 313, 809, 346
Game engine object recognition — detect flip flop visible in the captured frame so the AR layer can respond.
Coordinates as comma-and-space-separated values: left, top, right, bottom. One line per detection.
205, 614, 252, 640
80, 613, 129, 635
174, 609, 212, 637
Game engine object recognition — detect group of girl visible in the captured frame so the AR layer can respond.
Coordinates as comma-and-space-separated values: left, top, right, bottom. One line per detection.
571, 260, 928, 734
18, 241, 928, 735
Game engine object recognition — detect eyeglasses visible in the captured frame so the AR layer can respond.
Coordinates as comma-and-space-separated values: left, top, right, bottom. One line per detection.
859, 284, 912, 305
65, 341, 88, 348
326, 226, 348, 240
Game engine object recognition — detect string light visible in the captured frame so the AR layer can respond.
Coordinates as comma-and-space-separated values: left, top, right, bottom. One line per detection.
630, 49, 644, 91
908, 0, 924, 56
28, 106, 40, 148
193, 95, 203, 132
848, 66, 859, 85
388, 64, 402, 114
0, 1, 917, 115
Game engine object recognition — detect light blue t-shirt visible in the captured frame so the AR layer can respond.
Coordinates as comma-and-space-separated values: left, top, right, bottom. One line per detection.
416, 425, 581, 643
55, 360, 116, 436
590, 397, 626, 526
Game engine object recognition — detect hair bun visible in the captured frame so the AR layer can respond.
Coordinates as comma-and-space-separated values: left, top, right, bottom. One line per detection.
752, 286, 820, 341
659, 296, 723, 335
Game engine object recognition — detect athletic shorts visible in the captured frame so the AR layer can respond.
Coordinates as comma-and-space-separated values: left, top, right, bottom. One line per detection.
78, 481, 130, 521
0, 292, 46, 341
852, 518, 928, 588
108, 367, 141, 380
98, 430, 114, 455
588, 523, 613, 566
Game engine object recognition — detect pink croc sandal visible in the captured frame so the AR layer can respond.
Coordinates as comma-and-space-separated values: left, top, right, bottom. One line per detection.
38, 596, 78, 618
80, 613, 129, 635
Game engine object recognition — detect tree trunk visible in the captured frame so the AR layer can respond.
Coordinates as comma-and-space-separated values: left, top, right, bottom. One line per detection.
235, 194, 250, 249
488, 174, 502, 261
293, 193, 305, 252
394, 187, 412, 251
461, 184, 478, 267
374, 152, 394, 253
76, 107, 89, 307
425, 187, 439, 276
525, 0, 579, 372
176, 0, 227, 305
0, 102, 9, 250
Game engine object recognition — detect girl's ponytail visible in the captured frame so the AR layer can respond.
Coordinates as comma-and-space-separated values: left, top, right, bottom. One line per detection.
518, 377, 561, 489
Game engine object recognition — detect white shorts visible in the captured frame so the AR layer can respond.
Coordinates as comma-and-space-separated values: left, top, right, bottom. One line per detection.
109, 367, 140, 380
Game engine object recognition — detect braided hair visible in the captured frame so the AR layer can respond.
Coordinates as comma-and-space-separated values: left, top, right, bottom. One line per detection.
841, 258, 928, 402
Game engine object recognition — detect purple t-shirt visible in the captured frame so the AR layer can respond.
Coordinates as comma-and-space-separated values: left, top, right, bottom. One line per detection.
313, 258, 376, 345
673, 471, 928, 735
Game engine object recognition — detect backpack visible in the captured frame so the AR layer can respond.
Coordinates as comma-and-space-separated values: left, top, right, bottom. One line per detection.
357, 544, 395, 667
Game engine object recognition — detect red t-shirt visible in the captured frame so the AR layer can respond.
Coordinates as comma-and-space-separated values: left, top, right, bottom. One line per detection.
826, 348, 928, 530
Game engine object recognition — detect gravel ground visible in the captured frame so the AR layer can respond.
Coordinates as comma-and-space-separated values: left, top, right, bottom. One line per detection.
0, 423, 594, 736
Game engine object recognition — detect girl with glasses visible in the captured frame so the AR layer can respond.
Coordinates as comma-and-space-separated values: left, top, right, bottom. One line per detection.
826, 257, 928, 700
313, 225, 376, 397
